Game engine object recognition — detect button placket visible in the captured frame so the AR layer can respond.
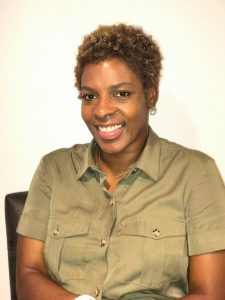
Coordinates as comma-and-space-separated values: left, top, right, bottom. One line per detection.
109, 197, 116, 206
53, 225, 60, 237
94, 286, 100, 297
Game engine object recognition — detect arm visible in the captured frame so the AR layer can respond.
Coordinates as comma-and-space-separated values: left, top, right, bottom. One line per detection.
16, 235, 79, 300
178, 250, 225, 300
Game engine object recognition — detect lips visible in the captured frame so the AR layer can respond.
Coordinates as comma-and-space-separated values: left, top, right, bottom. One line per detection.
96, 124, 124, 140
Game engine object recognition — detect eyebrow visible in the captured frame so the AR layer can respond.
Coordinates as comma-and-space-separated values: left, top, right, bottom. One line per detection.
80, 82, 134, 92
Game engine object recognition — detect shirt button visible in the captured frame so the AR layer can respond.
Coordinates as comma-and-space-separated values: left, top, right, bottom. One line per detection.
94, 286, 100, 297
53, 228, 60, 236
110, 198, 115, 206
133, 167, 138, 173
153, 228, 160, 237
100, 238, 107, 247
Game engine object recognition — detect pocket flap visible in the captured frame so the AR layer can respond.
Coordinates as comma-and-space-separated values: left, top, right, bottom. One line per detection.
47, 218, 90, 239
120, 218, 185, 239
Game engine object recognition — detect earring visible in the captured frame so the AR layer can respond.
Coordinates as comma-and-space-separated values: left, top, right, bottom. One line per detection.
149, 106, 157, 115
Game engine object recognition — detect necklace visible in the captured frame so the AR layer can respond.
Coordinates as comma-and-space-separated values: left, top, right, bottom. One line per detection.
97, 149, 130, 179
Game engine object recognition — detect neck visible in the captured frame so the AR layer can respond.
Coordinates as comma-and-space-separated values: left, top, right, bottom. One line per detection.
95, 126, 149, 177
97, 139, 147, 177
101, 150, 138, 171
97, 149, 131, 179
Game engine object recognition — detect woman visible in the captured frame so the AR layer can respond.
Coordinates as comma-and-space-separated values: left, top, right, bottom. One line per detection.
16, 24, 225, 300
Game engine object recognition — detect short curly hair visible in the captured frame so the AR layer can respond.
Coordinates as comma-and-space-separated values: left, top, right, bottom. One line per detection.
74, 23, 163, 94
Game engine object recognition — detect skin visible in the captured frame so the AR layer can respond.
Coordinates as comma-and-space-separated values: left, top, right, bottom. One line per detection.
16, 236, 78, 300
179, 251, 225, 300
80, 58, 156, 191
16, 58, 225, 300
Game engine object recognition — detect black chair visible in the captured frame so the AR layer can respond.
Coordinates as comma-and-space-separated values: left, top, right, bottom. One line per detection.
5, 192, 28, 300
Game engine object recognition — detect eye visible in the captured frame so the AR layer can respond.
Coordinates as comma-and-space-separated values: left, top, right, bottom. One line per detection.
114, 90, 131, 98
79, 93, 96, 102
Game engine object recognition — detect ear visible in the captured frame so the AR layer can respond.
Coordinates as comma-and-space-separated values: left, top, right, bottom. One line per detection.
147, 87, 158, 108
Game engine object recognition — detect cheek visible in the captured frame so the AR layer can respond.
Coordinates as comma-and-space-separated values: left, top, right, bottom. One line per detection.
81, 105, 90, 123
125, 102, 149, 121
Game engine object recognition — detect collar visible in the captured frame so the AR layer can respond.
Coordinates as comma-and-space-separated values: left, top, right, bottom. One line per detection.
73, 127, 161, 181
135, 127, 160, 181
72, 140, 97, 180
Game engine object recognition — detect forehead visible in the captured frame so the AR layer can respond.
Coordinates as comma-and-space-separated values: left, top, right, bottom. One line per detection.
81, 58, 142, 88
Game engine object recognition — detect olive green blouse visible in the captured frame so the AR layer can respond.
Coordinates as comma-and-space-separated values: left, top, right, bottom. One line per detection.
17, 128, 225, 300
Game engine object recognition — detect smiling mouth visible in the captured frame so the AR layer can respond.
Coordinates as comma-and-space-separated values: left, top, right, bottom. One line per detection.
96, 124, 124, 140
98, 124, 123, 132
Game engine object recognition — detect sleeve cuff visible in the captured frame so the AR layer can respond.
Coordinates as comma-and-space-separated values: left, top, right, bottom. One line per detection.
188, 228, 225, 256
17, 215, 47, 241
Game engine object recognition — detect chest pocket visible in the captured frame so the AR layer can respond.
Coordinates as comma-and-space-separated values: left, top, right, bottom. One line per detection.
115, 218, 187, 289
44, 218, 90, 283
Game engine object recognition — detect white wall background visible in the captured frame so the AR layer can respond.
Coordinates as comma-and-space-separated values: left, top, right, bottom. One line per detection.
1, 0, 225, 298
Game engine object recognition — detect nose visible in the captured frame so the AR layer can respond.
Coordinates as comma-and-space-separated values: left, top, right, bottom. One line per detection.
94, 96, 116, 120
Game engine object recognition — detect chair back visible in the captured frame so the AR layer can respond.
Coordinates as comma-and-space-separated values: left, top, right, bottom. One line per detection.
5, 192, 28, 300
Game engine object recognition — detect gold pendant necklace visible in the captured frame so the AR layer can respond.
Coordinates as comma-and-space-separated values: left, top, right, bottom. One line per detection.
97, 149, 129, 179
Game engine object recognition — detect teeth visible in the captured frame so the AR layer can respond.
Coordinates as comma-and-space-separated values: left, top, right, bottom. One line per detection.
98, 124, 122, 132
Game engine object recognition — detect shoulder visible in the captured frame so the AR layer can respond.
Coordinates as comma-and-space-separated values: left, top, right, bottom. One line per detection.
152, 133, 218, 186
43, 143, 90, 161
39, 143, 91, 173
159, 135, 212, 167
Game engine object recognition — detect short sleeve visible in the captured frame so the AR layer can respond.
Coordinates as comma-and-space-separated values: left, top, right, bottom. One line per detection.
17, 156, 52, 241
186, 158, 225, 256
